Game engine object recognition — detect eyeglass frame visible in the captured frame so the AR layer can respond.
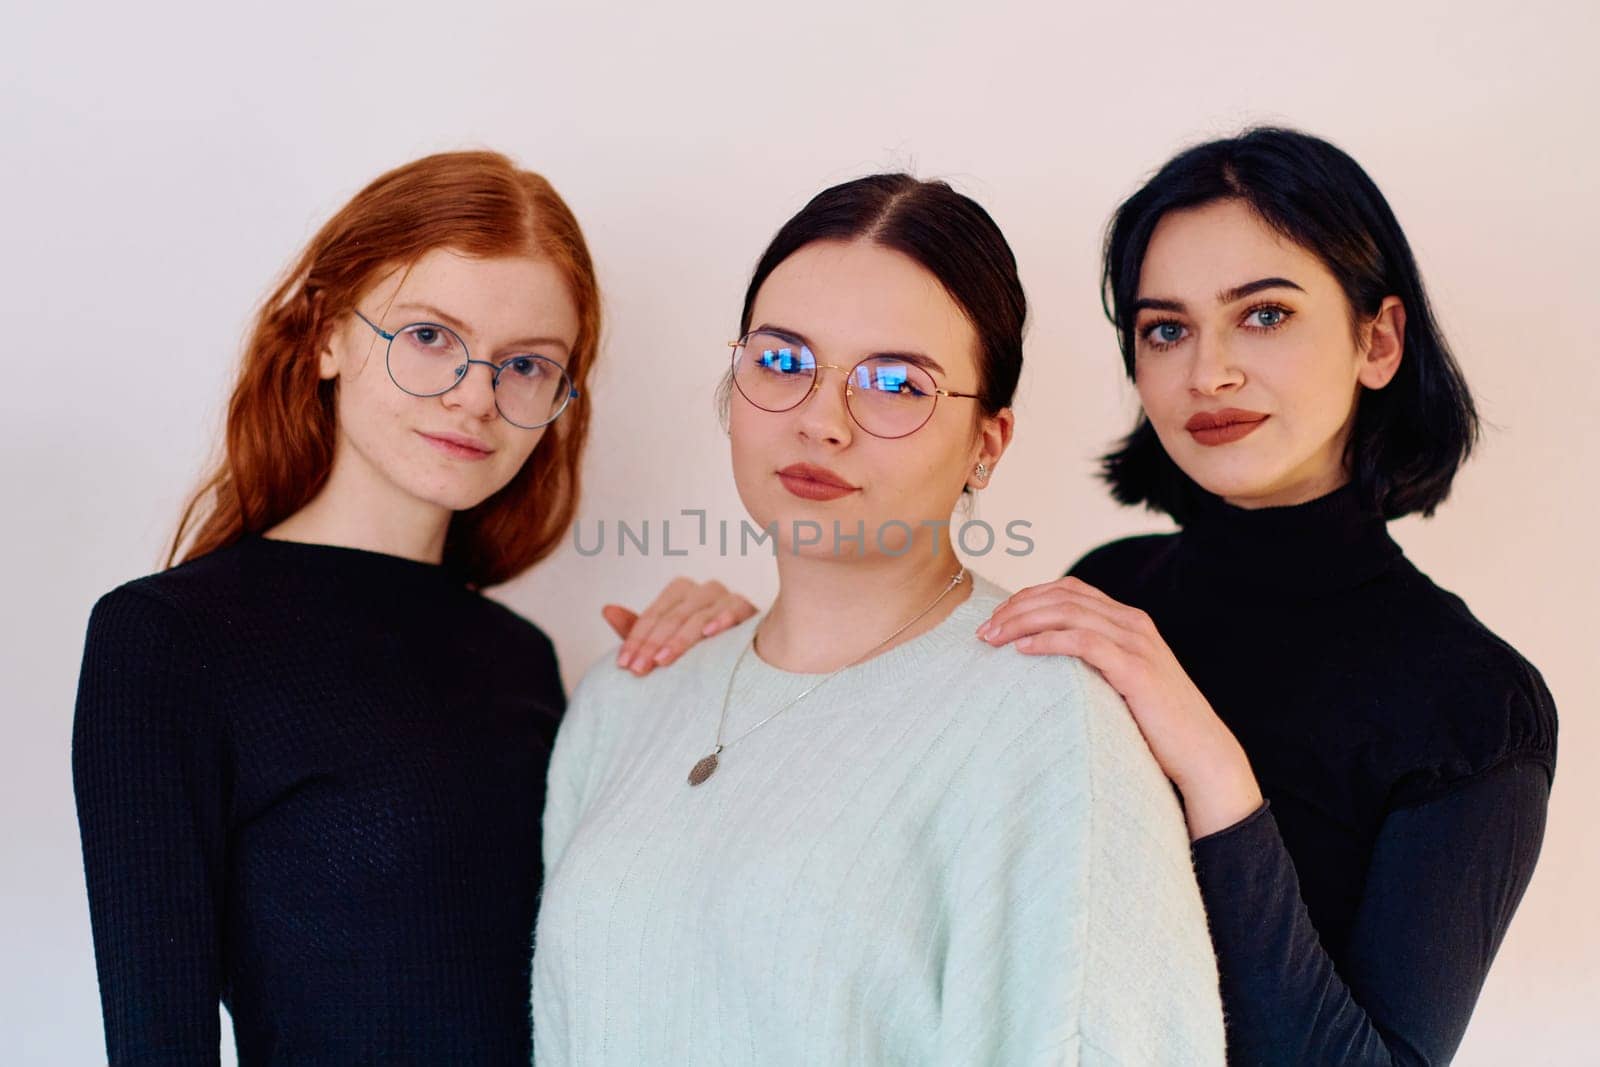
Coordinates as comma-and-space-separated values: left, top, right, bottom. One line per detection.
728, 330, 985, 440
352, 309, 580, 430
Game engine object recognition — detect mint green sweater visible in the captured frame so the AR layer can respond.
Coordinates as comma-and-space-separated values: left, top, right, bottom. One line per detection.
532, 576, 1225, 1064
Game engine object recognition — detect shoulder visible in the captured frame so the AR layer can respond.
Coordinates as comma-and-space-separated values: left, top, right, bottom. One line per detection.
947, 618, 1154, 788
76, 577, 219, 742
86, 569, 215, 651
560, 619, 752, 740
92, 539, 288, 636
1065, 533, 1180, 599
472, 594, 560, 665
1383, 568, 1558, 797
989, 650, 1173, 808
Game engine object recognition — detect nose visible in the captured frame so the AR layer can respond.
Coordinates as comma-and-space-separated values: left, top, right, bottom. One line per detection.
1187, 331, 1244, 396
794, 365, 855, 446
441, 359, 499, 421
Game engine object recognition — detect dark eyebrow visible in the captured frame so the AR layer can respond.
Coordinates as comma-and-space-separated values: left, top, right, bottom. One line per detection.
1132, 277, 1305, 318
1130, 297, 1186, 315
1216, 277, 1304, 305
750, 322, 947, 375
392, 302, 571, 356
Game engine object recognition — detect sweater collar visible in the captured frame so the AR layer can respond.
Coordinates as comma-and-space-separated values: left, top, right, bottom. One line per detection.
1177, 483, 1402, 594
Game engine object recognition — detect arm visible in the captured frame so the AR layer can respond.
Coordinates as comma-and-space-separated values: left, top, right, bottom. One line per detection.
72, 588, 228, 1066
934, 666, 1225, 1066
1193, 759, 1549, 1066
538, 663, 614, 878
980, 577, 1262, 838
981, 576, 1551, 1064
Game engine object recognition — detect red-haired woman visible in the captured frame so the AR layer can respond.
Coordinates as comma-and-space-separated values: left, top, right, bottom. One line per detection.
71, 151, 751, 1065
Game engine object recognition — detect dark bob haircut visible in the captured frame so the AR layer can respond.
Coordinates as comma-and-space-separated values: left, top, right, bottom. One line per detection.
1100, 126, 1479, 521
736, 173, 1026, 418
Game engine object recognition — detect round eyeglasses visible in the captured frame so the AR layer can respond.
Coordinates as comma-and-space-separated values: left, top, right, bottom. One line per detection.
730, 329, 982, 439
354, 310, 578, 430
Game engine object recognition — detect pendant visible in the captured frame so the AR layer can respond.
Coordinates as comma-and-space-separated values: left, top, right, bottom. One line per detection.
688, 751, 721, 786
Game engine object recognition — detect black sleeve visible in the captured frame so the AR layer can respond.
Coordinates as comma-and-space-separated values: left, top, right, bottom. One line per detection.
1191, 758, 1549, 1066
72, 588, 229, 1066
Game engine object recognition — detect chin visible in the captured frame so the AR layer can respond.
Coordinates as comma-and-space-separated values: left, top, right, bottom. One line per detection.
1176, 456, 1285, 505
405, 472, 511, 514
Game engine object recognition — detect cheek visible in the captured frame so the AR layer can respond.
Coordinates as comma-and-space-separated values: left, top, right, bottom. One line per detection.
334, 362, 404, 443
726, 407, 779, 501
1133, 360, 1181, 422
1269, 341, 1362, 433
502, 426, 547, 473
869, 428, 969, 513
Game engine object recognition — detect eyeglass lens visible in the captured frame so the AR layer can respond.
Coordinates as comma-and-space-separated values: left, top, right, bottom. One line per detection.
731, 330, 940, 438
386, 322, 573, 429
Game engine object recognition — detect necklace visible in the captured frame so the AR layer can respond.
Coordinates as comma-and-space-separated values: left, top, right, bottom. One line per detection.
687, 568, 968, 787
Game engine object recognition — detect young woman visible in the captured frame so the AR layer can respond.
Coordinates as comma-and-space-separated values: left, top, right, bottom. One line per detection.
980, 128, 1558, 1064
532, 174, 1226, 1065
71, 151, 750, 1065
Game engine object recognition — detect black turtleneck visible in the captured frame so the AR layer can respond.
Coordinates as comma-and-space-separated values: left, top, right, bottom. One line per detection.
1069, 485, 1556, 1067
72, 536, 565, 1065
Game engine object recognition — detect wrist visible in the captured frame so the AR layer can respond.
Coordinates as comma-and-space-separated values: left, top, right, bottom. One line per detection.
1174, 737, 1263, 841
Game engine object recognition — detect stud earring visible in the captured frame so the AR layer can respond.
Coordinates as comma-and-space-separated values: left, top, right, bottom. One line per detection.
974, 462, 989, 480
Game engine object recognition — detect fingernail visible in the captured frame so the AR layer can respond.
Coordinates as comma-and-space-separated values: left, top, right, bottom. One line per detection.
654, 648, 674, 664
630, 654, 649, 672
616, 650, 630, 667
1016, 636, 1034, 652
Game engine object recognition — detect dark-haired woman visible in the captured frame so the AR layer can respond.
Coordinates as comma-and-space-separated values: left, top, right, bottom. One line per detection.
532, 174, 1226, 1065
71, 151, 752, 1065
982, 127, 1557, 1065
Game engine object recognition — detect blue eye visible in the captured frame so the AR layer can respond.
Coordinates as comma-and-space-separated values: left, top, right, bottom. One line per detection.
504, 356, 548, 379
1244, 306, 1290, 329
1143, 321, 1186, 347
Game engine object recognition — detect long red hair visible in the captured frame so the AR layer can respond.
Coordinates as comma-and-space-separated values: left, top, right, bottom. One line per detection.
169, 150, 599, 587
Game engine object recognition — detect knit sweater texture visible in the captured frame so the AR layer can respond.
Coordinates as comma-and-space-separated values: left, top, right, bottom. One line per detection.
72, 535, 565, 1065
532, 575, 1225, 1066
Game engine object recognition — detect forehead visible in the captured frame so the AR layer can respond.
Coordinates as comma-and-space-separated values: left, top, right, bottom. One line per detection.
1138, 199, 1337, 301
367, 247, 580, 343
750, 240, 977, 366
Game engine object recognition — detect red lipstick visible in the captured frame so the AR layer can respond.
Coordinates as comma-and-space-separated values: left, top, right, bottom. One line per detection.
1185, 409, 1268, 446
776, 463, 859, 502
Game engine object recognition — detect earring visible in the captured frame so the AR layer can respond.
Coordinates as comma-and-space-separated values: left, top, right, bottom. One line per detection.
974, 462, 989, 480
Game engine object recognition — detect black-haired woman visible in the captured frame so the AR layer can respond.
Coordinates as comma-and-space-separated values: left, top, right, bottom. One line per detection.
981, 127, 1557, 1065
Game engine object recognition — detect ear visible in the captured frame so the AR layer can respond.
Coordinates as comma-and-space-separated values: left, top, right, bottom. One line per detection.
308, 290, 340, 381
317, 323, 341, 381
1359, 296, 1405, 391
968, 407, 1015, 490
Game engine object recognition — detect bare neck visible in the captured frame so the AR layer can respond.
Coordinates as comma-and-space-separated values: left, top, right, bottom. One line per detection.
758, 543, 970, 674
265, 450, 452, 564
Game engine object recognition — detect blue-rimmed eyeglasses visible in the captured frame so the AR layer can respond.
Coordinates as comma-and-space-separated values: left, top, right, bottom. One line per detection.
353, 310, 578, 430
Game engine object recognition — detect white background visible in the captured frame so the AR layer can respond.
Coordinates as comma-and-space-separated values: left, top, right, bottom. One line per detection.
4, 1, 1596, 1062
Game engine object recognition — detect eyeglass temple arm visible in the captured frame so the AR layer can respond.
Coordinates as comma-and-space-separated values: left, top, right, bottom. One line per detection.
353, 309, 396, 342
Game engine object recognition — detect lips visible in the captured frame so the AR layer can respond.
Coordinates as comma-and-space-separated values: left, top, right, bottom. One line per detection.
1184, 409, 1268, 446
418, 431, 495, 460
776, 463, 859, 502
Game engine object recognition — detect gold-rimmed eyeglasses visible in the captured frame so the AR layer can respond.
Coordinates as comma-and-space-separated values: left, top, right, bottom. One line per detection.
729, 329, 982, 439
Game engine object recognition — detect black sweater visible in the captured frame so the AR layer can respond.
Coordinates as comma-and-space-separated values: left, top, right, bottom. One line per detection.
1070, 485, 1557, 1066
71, 536, 565, 1066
